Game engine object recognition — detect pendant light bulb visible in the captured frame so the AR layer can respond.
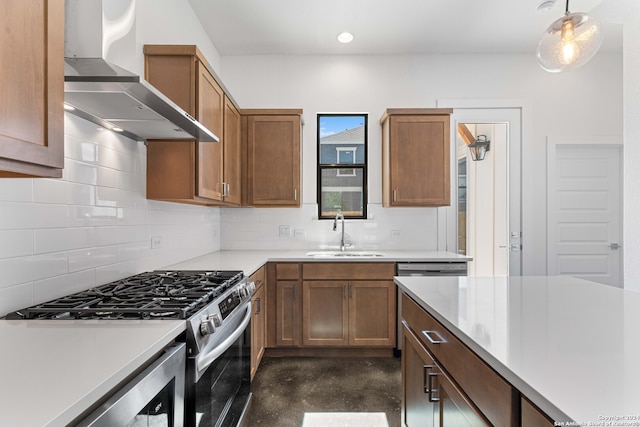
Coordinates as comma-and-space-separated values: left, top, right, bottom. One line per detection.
536, 0, 603, 73
560, 19, 579, 64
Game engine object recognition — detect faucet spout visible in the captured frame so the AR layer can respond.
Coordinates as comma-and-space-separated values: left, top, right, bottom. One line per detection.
334, 213, 346, 251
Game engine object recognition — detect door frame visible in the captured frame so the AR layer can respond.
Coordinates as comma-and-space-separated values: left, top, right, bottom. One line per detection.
438, 98, 530, 275
546, 136, 623, 286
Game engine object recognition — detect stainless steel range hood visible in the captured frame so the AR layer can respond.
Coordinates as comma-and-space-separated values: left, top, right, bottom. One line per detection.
63, 0, 218, 142
64, 58, 218, 142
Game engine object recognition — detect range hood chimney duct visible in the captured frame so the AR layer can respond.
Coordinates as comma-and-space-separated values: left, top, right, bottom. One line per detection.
63, 0, 218, 143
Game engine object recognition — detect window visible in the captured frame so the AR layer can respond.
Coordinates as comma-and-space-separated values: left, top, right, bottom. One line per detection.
317, 114, 368, 219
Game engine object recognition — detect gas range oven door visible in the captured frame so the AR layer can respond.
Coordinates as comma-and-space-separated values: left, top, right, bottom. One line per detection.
186, 301, 252, 427
76, 342, 186, 427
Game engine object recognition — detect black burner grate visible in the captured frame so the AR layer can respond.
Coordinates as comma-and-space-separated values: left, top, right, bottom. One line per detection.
9, 270, 244, 320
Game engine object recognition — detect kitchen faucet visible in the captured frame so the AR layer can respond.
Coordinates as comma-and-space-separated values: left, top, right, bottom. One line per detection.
333, 212, 347, 251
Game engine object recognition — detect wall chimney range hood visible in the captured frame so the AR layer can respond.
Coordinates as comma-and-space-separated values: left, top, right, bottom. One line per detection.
63, 0, 218, 143
64, 58, 218, 142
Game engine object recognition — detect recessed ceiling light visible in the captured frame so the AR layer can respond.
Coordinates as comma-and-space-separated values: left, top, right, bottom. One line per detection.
537, 0, 557, 13
112, 126, 124, 132
337, 32, 354, 44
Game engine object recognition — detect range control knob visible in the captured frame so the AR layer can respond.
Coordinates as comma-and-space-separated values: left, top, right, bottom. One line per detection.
211, 313, 222, 327
248, 281, 256, 294
200, 319, 215, 336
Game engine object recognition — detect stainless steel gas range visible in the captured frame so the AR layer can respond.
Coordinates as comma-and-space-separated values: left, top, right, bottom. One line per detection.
7, 270, 255, 427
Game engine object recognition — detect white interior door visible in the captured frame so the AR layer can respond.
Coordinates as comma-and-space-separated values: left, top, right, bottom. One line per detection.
547, 143, 623, 287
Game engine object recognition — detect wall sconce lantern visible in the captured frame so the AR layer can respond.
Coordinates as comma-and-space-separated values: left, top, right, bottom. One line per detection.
468, 135, 490, 161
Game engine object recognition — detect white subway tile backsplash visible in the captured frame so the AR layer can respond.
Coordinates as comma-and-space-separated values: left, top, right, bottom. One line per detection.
63, 159, 99, 185
68, 246, 119, 273
34, 227, 95, 254
0, 284, 34, 316
33, 270, 96, 305
0, 113, 221, 317
117, 241, 152, 262
34, 178, 96, 205
0, 202, 69, 230
0, 179, 33, 202
0, 230, 34, 258
0, 252, 69, 290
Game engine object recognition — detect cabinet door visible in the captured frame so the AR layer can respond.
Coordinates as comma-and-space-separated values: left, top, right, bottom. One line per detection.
302, 281, 349, 346
437, 368, 490, 426
246, 115, 301, 206
0, 0, 64, 178
522, 398, 555, 427
251, 283, 266, 380
223, 97, 241, 205
196, 63, 224, 201
349, 281, 395, 347
402, 323, 438, 427
276, 281, 302, 347
388, 115, 450, 206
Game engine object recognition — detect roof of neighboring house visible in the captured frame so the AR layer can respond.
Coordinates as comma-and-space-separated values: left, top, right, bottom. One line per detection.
320, 125, 364, 144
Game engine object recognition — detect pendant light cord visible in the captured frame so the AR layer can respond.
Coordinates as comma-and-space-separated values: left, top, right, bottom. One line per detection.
565, 0, 570, 14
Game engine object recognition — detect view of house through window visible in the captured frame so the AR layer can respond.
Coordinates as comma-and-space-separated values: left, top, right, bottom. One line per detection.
317, 114, 368, 219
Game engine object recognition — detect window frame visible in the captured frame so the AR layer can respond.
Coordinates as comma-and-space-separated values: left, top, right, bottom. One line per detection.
316, 113, 368, 220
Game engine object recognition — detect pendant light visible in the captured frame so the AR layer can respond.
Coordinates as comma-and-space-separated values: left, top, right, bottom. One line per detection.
536, 0, 604, 72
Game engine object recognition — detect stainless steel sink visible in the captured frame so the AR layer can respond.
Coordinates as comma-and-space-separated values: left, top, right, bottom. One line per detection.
306, 251, 384, 258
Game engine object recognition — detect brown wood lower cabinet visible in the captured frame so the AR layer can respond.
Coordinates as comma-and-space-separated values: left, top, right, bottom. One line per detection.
250, 266, 266, 380
267, 262, 396, 349
402, 323, 490, 426
521, 398, 555, 427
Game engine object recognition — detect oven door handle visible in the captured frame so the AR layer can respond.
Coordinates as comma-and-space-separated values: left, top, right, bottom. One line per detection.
196, 301, 252, 374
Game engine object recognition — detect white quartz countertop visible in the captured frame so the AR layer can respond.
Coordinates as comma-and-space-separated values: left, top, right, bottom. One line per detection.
395, 276, 640, 424
167, 250, 470, 276
0, 250, 467, 427
0, 319, 185, 427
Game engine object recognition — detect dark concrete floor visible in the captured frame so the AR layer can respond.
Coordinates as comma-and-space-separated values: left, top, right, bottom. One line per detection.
244, 356, 402, 427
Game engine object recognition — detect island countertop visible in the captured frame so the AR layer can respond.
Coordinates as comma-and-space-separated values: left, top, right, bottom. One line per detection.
395, 275, 640, 424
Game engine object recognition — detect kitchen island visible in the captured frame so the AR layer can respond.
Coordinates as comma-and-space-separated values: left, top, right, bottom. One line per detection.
396, 275, 640, 425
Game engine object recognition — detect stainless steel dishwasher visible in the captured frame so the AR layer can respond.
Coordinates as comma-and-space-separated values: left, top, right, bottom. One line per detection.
395, 261, 468, 353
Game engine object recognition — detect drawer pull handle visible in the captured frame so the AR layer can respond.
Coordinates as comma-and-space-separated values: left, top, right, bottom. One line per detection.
422, 330, 445, 344
423, 365, 434, 394
427, 372, 440, 402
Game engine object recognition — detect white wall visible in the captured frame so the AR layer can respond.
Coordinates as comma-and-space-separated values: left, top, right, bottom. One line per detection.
218, 52, 623, 273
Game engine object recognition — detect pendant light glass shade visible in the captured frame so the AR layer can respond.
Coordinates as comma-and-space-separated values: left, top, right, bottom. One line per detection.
537, 11, 603, 72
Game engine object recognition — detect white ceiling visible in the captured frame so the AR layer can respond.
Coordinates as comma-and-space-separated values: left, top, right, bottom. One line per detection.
187, 0, 622, 56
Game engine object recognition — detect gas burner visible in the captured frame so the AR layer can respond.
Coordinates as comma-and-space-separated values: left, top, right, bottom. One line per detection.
6, 270, 245, 320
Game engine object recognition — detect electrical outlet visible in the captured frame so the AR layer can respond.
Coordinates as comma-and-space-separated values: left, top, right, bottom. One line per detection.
151, 236, 163, 249
294, 229, 306, 239
391, 230, 402, 239
279, 225, 292, 238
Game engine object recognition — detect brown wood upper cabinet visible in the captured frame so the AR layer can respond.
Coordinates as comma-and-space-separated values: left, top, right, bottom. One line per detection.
242, 110, 302, 207
144, 45, 240, 205
380, 108, 453, 207
0, 0, 64, 178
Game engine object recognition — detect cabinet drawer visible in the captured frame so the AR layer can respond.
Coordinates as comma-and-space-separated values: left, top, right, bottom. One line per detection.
402, 293, 514, 427
276, 263, 300, 280
249, 266, 266, 291
302, 263, 395, 280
